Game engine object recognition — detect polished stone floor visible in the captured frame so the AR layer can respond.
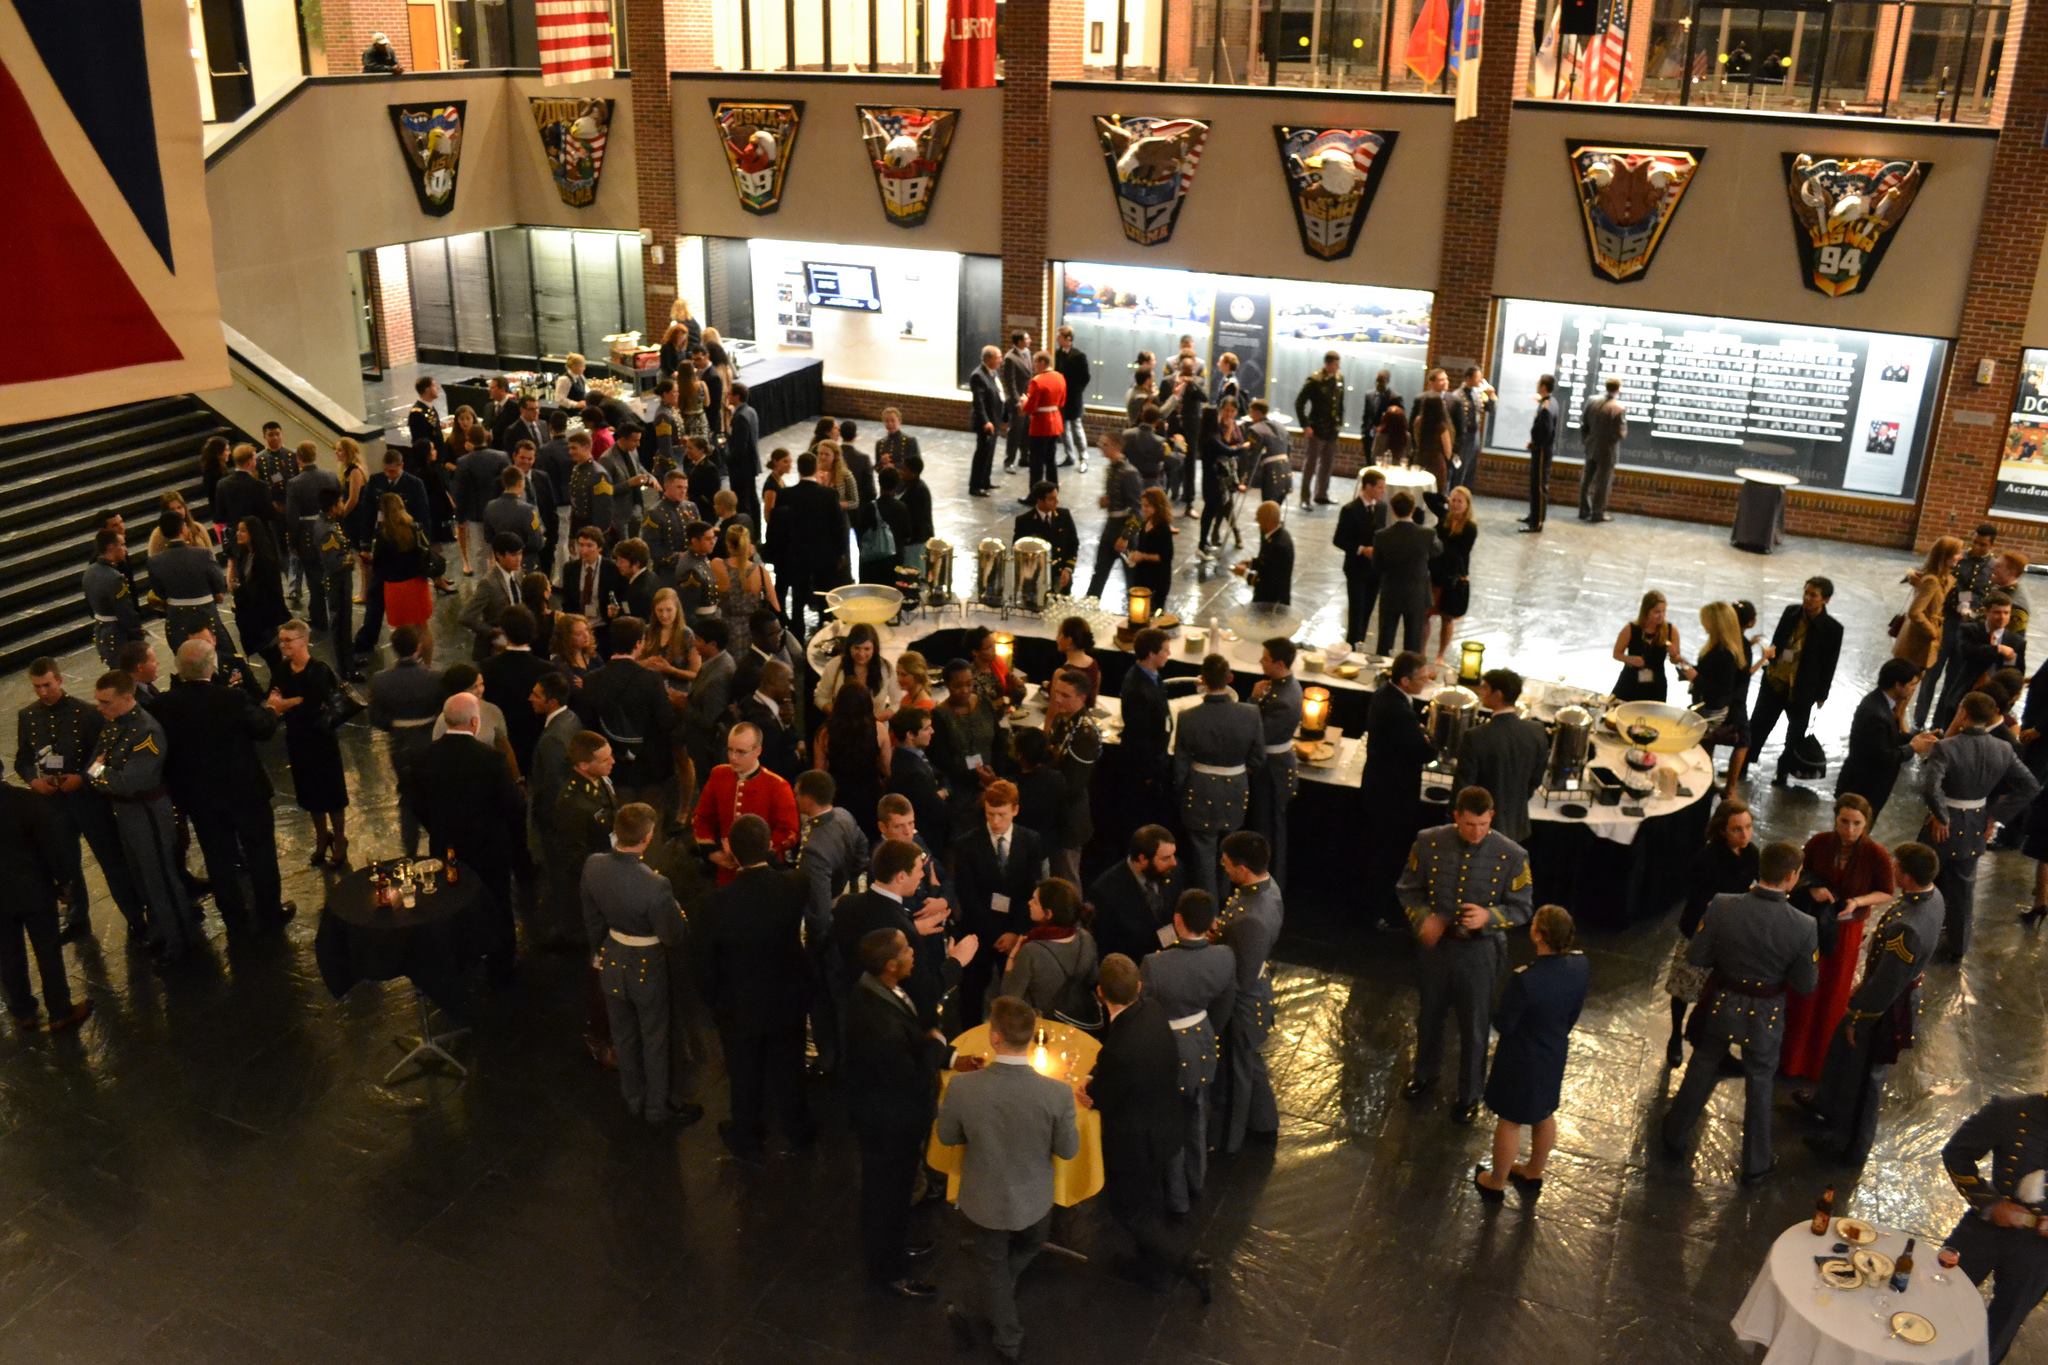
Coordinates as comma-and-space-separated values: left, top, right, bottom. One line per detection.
3, 419, 2045, 1363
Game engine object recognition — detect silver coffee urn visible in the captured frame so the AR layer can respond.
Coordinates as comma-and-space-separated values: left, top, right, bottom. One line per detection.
975, 537, 1013, 611
921, 538, 956, 610
1544, 705, 1594, 798
1013, 537, 1052, 615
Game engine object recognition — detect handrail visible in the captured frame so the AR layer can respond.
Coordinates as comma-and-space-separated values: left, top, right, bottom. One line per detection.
204, 323, 383, 458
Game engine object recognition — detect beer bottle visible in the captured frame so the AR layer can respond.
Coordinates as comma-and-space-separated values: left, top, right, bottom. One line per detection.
445, 848, 459, 884
1891, 1237, 1915, 1293
1811, 1185, 1835, 1235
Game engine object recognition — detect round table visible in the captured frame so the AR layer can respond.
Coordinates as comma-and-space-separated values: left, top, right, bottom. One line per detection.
1362, 463, 1439, 499
1732, 1221, 1990, 1365
314, 860, 487, 1081
1732, 467, 1801, 555
926, 1020, 1106, 1208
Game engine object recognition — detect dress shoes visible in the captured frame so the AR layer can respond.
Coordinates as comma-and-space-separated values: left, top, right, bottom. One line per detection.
1472, 1165, 1505, 1204
1517, 522, 1542, 534
1183, 1254, 1214, 1305
883, 1277, 936, 1300
2022, 905, 2048, 927
1739, 1158, 1779, 1185
1449, 1101, 1479, 1126
905, 1239, 936, 1259
944, 1302, 980, 1351
1401, 1077, 1436, 1103
47, 1001, 92, 1033
1506, 1168, 1543, 1197
1790, 1091, 1827, 1123
57, 920, 92, 945
970, 489, 991, 498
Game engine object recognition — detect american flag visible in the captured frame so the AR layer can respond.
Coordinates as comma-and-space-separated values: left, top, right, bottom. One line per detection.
1573, 1, 1638, 102
536, 0, 614, 86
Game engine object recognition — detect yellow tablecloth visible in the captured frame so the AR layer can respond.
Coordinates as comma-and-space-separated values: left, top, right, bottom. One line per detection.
925, 1021, 1106, 1208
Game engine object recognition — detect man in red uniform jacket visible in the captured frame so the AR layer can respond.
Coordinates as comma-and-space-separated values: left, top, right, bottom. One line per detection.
693, 721, 799, 884
1022, 351, 1068, 500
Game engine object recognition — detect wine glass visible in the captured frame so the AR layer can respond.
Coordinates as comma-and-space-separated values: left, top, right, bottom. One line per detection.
1870, 1290, 1894, 1320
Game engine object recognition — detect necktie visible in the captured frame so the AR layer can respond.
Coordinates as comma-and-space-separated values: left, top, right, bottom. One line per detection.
995, 833, 1009, 870
583, 565, 595, 613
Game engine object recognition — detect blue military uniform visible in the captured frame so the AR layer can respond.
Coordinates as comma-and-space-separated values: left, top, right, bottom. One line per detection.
1398, 824, 1534, 1110
1921, 726, 2038, 959
1215, 874, 1283, 1152
568, 459, 617, 538
83, 558, 143, 668
1248, 674, 1302, 886
1944, 1094, 2048, 1362
1172, 691, 1264, 899
89, 704, 200, 958
1806, 886, 1944, 1162
1139, 936, 1236, 1214
12, 696, 146, 936
482, 491, 545, 562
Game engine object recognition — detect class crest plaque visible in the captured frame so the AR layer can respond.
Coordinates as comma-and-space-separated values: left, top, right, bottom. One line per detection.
1565, 141, 1703, 284
531, 97, 612, 208
1783, 153, 1929, 297
389, 103, 465, 216
711, 99, 804, 215
1274, 126, 1398, 262
856, 105, 960, 228
1094, 115, 1210, 247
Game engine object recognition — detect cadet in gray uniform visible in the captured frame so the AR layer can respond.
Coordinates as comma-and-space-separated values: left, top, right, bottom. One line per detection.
1921, 691, 2039, 961
482, 467, 546, 561
83, 530, 143, 669
1659, 839, 1818, 1182
13, 659, 147, 939
1138, 890, 1236, 1214
1172, 654, 1264, 900
88, 671, 200, 961
1796, 841, 1945, 1165
581, 802, 702, 1127
147, 514, 235, 655
1399, 786, 1534, 1124
1214, 831, 1282, 1153
1943, 1093, 2048, 1362
366, 628, 444, 856
1247, 640, 1303, 887
640, 472, 694, 580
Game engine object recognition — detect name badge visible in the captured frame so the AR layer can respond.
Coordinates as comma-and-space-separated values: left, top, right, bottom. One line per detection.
1636, 668, 1653, 684
87, 759, 106, 779
40, 750, 64, 771
1156, 923, 1178, 949
990, 893, 1011, 917
966, 754, 984, 771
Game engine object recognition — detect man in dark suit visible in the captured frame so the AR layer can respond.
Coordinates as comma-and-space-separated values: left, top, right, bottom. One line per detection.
1522, 373, 1560, 532
1752, 576, 1846, 786
1234, 502, 1294, 605
782, 451, 851, 636
211, 444, 272, 540
479, 607, 558, 777
1121, 409, 1169, 489
1837, 659, 1938, 820
949, 781, 1046, 1028
1452, 669, 1549, 844
735, 658, 803, 781
560, 526, 623, 623
1119, 630, 1173, 829
1333, 471, 1389, 645
612, 540, 660, 623
726, 385, 762, 523
496, 392, 546, 455
578, 618, 682, 815
0, 773, 90, 1029
1084, 954, 1210, 1300
968, 345, 1005, 496
1373, 492, 1433, 654
1936, 591, 2026, 729
697, 815, 814, 1160
154, 639, 294, 933
405, 693, 527, 972
833, 838, 960, 1028
1363, 652, 1433, 928
843, 926, 980, 1297
1011, 482, 1080, 593
887, 708, 950, 843
1085, 824, 1179, 966
461, 533, 524, 661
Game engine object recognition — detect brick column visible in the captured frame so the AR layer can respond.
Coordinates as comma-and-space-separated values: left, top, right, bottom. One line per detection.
1912, 0, 2048, 550
323, 0, 412, 72
368, 244, 417, 368
1427, 0, 1530, 372
626, 0, 713, 334
999, 0, 1084, 343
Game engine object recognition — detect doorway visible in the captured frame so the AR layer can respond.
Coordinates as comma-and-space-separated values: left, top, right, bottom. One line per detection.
408, 1, 446, 70
198, 0, 256, 121
350, 250, 382, 380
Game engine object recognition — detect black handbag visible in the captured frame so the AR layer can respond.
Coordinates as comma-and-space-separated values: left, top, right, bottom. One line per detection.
317, 678, 365, 732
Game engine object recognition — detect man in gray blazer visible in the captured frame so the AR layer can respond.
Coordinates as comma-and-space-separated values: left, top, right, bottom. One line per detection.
1578, 376, 1627, 522
936, 995, 1080, 1363
1372, 492, 1433, 655
460, 533, 524, 661
1452, 669, 1549, 843
680, 618, 736, 783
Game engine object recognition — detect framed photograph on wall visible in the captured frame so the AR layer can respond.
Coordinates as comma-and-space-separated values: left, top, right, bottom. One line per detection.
1090, 22, 1103, 53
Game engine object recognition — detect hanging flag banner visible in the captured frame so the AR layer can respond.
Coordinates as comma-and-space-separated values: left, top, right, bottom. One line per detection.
390, 102, 466, 216
1566, 141, 1703, 283
531, 97, 612, 208
0, 0, 226, 421
1783, 153, 1929, 298
1449, 0, 1484, 121
535, 0, 614, 85
1274, 126, 1399, 262
939, 0, 998, 90
1406, 0, 1450, 84
1094, 115, 1210, 247
712, 99, 803, 215
857, 105, 960, 228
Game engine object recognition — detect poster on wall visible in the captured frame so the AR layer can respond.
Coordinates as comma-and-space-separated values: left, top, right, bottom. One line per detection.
389, 103, 465, 216
856, 106, 959, 229
712, 99, 803, 215
1991, 350, 2048, 521
1209, 288, 1272, 403
530, 97, 611, 208
1273, 127, 1398, 262
775, 271, 813, 348
1565, 142, 1703, 284
1783, 153, 1929, 297
1094, 115, 1210, 247
1487, 297, 1946, 499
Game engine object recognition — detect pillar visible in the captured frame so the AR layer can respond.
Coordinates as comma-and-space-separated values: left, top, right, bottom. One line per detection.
368, 245, 417, 368
1000, 0, 1085, 344
625, 0, 714, 334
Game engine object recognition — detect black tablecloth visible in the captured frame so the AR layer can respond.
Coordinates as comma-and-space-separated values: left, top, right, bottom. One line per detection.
1731, 477, 1789, 554
738, 355, 825, 434
314, 860, 486, 1010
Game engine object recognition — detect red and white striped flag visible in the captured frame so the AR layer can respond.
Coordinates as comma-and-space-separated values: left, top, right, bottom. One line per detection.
535, 0, 614, 86
1574, 4, 1638, 102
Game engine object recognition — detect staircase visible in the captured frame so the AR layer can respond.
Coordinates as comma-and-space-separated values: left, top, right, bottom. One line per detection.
0, 397, 237, 674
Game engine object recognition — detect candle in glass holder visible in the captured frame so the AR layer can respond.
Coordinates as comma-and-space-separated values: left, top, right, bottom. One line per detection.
1032, 1044, 1051, 1075
1127, 587, 1153, 627
1459, 639, 1486, 683
993, 633, 1015, 669
1300, 685, 1331, 736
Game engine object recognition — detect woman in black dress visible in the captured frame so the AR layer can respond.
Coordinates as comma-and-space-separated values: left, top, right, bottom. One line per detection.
1125, 488, 1176, 615
266, 620, 351, 868
815, 681, 889, 843
1679, 601, 1748, 782
230, 517, 290, 682
1196, 400, 1245, 561
1427, 486, 1477, 664
521, 572, 557, 661
1664, 795, 1758, 1065
1611, 589, 1681, 702
1476, 904, 1589, 1202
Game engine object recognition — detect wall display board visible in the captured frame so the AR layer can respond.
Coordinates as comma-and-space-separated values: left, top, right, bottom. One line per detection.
1057, 260, 1431, 413
1992, 349, 2048, 521
1488, 297, 1946, 499
856, 106, 960, 228
389, 103, 465, 216
1565, 142, 1703, 284
711, 99, 803, 215
1272, 127, 1398, 262
1783, 154, 1929, 298
1093, 115, 1211, 246
530, 97, 612, 208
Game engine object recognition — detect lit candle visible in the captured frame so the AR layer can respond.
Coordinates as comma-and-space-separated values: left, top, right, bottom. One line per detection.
1459, 640, 1486, 683
1032, 1045, 1051, 1075
993, 633, 1014, 669
1127, 586, 1153, 627
1301, 686, 1330, 735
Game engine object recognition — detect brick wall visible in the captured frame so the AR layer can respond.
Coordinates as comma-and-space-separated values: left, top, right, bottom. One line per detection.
1428, 0, 1530, 371
368, 244, 416, 368
1912, 0, 2048, 555
626, 0, 712, 334
323, 0, 412, 73
1000, 0, 1084, 344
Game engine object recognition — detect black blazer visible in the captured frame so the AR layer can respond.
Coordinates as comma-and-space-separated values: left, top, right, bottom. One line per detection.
831, 888, 947, 1024
949, 823, 1045, 946
697, 865, 812, 1035
1118, 665, 1171, 781
1333, 497, 1389, 580
969, 366, 1004, 432
1373, 519, 1434, 596
1836, 686, 1916, 806
0, 783, 67, 920
1768, 605, 1844, 708
887, 748, 950, 851
1362, 685, 1431, 808
1086, 860, 1177, 966
405, 733, 525, 872
1089, 994, 1182, 1195
842, 975, 950, 1143
727, 404, 761, 477
1952, 620, 2028, 696
479, 650, 561, 777
1012, 508, 1081, 580
559, 557, 625, 621
151, 677, 278, 806
784, 480, 850, 572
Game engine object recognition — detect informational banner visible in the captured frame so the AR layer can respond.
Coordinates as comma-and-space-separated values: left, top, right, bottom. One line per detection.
1488, 297, 1945, 499
0, 0, 226, 421
1783, 153, 1929, 298
1093, 115, 1210, 247
1991, 349, 2048, 521
531, 97, 611, 208
711, 100, 803, 215
1208, 287, 1272, 405
1274, 126, 1398, 262
390, 103, 466, 215
1565, 141, 1703, 284
857, 106, 959, 228
940, 0, 997, 89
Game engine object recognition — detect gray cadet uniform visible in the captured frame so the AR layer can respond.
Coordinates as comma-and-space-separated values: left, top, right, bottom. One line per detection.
1249, 675, 1302, 886
1216, 874, 1283, 1152
1660, 886, 1818, 1179
83, 558, 143, 668
367, 657, 445, 856
1398, 824, 1534, 1107
482, 491, 545, 560
1173, 691, 1264, 900
89, 705, 200, 956
1920, 726, 2038, 960
13, 696, 146, 934
582, 848, 688, 1122
640, 498, 692, 581
1139, 936, 1237, 1214
146, 542, 233, 655
1807, 886, 1944, 1162
1944, 1094, 2048, 1362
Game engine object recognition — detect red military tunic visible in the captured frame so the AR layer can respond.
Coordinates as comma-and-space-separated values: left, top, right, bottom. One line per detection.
692, 762, 800, 883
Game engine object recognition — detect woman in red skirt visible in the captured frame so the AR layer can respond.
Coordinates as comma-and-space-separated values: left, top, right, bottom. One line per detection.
1781, 793, 1896, 1079
372, 493, 436, 659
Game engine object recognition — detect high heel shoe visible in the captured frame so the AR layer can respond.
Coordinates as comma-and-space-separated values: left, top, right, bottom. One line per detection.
1472, 1165, 1505, 1204
1666, 1035, 1684, 1068
329, 835, 351, 869
308, 833, 331, 867
1506, 1167, 1544, 1197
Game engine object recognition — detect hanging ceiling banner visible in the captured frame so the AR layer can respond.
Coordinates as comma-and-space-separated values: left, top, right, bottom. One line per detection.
531, 96, 612, 208
1094, 115, 1210, 247
1566, 141, 1704, 284
938, 0, 997, 90
857, 105, 960, 228
1274, 126, 1399, 262
390, 102, 465, 216
712, 99, 803, 215
1783, 153, 1930, 298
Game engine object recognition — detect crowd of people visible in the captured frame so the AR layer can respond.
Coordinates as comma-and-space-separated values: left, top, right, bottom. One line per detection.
15, 329, 2048, 1361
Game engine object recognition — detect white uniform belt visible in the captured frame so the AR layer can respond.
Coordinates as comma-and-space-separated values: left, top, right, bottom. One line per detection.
93, 614, 118, 624
609, 929, 660, 948
166, 596, 215, 608
1034, 405, 1060, 414
1168, 1010, 1208, 1030
391, 716, 436, 728
1944, 796, 1989, 811
1191, 762, 1246, 777
1265, 742, 1294, 755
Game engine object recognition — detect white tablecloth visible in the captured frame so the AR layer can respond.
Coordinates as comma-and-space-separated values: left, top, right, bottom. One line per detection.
1526, 734, 1715, 846
1732, 1222, 1989, 1365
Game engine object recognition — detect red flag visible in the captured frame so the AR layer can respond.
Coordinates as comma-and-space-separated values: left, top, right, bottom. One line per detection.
1406, 0, 1450, 84
940, 0, 997, 90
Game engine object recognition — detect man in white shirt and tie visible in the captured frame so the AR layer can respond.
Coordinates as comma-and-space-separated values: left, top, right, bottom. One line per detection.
461, 533, 524, 661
